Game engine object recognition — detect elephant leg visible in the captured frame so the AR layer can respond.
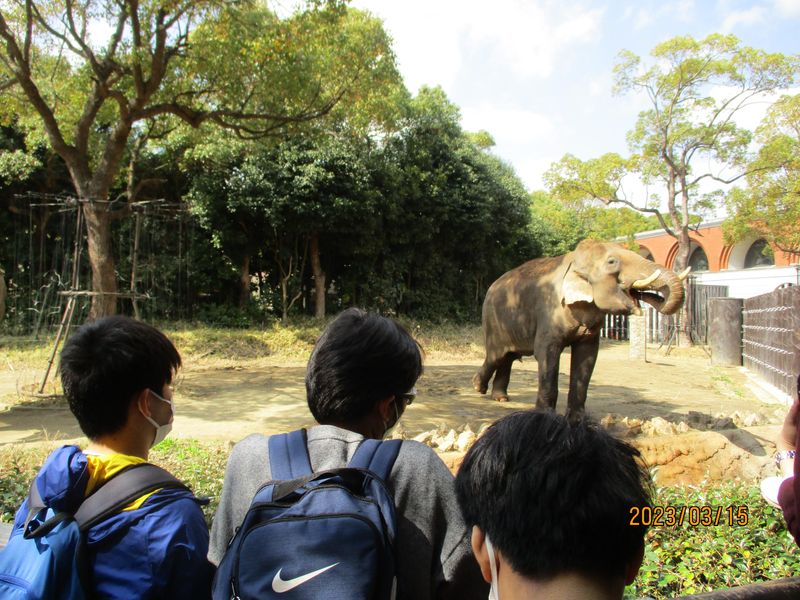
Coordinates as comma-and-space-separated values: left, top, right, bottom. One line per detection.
565, 336, 600, 423
490, 353, 517, 402
472, 357, 495, 394
534, 342, 562, 412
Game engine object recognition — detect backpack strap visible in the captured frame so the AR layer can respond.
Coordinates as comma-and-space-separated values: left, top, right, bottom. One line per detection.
73, 463, 188, 531
348, 439, 402, 482
23, 463, 187, 537
268, 429, 313, 480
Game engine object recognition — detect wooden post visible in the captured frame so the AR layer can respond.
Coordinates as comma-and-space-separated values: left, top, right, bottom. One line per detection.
130, 210, 142, 319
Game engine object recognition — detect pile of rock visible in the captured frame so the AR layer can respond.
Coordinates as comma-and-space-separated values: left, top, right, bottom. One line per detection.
389, 422, 487, 453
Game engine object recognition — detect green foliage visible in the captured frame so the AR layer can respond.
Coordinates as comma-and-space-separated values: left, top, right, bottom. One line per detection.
150, 439, 231, 526
626, 482, 800, 599
724, 93, 800, 253
0, 150, 40, 184
530, 190, 658, 256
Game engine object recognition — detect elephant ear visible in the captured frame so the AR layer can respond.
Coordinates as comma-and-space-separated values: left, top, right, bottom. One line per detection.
562, 263, 594, 306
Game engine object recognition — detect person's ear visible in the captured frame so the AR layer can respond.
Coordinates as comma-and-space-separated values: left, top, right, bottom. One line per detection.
134, 389, 152, 418
377, 395, 395, 424
470, 526, 493, 584
624, 542, 645, 586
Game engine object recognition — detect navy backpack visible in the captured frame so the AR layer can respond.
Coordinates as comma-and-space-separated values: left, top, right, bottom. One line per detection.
0, 463, 188, 600
212, 429, 401, 600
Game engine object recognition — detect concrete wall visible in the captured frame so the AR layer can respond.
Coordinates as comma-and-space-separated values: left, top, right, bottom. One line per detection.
695, 266, 800, 299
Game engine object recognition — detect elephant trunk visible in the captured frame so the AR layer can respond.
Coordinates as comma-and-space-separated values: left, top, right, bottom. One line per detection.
651, 270, 686, 315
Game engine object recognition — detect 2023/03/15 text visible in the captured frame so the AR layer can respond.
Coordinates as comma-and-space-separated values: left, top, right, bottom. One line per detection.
629, 505, 750, 527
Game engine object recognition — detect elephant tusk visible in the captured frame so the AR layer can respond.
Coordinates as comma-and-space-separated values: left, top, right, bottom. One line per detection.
678, 266, 692, 281
631, 269, 661, 289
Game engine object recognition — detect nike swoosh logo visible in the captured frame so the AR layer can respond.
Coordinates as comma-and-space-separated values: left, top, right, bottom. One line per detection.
271, 563, 340, 593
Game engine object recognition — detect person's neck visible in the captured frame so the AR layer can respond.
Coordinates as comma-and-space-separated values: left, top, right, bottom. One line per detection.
85, 430, 150, 460
325, 418, 383, 440
502, 569, 625, 600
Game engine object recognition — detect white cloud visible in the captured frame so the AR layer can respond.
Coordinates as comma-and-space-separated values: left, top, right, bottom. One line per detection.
673, 0, 697, 22
628, 0, 695, 30
632, 9, 655, 30
775, 0, 800, 17
720, 6, 766, 32
353, 0, 604, 89
460, 105, 554, 144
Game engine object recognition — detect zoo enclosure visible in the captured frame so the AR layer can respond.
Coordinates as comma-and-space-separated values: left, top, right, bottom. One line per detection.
742, 285, 800, 400
601, 279, 729, 345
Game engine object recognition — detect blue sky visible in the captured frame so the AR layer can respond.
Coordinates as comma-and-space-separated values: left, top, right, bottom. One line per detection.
351, 0, 800, 192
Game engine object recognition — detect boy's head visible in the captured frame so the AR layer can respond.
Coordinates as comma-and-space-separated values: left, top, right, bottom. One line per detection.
60, 316, 181, 439
306, 307, 422, 425
456, 409, 652, 587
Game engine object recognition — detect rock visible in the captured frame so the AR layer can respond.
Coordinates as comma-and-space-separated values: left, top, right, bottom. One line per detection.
413, 430, 434, 445
477, 422, 492, 437
687, 411, 708, 426
435, 429, 457, 452
642, 417, 676, 437
737, 412, 761, 427
600, 415, 616, 428
711, 417, 735, 430
455, 429, 476, 453
388, 423, 406, 440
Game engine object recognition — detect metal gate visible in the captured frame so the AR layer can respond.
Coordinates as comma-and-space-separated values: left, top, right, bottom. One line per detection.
601, 280, 728, 344
742, 285, 800, 399
689, 281, 729, 344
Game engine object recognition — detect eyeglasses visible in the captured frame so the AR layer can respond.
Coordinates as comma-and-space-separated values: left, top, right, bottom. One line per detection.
397, 386, 417, 406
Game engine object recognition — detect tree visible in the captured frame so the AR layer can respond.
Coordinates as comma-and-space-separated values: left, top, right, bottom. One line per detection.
724, 94, 800, 253
0, 0, 395, 317
371, 87, 535, 318
546, 34, 799, 342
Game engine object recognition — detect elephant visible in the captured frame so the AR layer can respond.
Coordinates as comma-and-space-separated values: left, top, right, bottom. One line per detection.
472, 239, 689, 421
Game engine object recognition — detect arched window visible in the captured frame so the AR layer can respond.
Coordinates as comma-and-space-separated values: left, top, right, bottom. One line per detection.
744, 239, 774, 268
688, 246, 709, 272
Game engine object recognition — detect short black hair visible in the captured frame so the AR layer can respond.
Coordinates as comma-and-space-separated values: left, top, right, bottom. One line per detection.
60, 316, 181, 439
306, 308, 423, 423
456, 410, 652, 581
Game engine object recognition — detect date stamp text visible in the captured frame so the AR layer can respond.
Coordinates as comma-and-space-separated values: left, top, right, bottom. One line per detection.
629, 505, 749, 527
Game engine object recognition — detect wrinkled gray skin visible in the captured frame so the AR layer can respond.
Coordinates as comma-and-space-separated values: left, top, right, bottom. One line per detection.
473, 239, 687, 422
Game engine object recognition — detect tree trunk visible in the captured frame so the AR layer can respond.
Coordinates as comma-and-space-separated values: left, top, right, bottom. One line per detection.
0, 267, 6, 321
310, 232, 325, 319
239, 253, 251, 309
83, 203, 118, 320
675, 228, 692, 346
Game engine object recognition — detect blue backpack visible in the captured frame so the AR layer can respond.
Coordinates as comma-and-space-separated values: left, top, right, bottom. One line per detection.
0, 463, 187, 600
212, 429, 401, 600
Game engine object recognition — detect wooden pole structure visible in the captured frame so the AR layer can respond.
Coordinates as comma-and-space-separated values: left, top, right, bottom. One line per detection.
130, 209, 142, 319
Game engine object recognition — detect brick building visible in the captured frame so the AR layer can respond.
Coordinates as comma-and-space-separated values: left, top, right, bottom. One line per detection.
631, 219, 800, 298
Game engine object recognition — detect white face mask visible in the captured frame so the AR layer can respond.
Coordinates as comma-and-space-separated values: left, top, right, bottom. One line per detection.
382, 399, 404, 439
485, 535, 500, 600
141, 389, 174, 447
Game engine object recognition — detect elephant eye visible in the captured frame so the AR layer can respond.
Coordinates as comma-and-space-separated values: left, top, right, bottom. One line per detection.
607, 257, 619, 267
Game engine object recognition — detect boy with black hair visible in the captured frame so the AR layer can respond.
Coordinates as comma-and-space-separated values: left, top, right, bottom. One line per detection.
455, 410, 653, 600
8, 316, 213, 598
210, 307, 487, 599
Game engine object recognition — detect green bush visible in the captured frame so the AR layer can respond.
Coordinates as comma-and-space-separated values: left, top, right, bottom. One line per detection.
625, 482, 800, 598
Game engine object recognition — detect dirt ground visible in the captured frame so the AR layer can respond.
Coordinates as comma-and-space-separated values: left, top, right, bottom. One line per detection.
0, 340, 792, 487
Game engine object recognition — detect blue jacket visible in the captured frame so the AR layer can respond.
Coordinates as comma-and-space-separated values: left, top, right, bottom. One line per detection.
11, 445, 214, 599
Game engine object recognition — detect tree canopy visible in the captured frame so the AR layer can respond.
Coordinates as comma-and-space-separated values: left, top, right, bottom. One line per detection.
724, 93, 800, 253
0, 0, 398, 317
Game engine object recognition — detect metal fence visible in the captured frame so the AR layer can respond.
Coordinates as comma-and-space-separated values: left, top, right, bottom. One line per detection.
742, 285, 800, 399
689, 282, 729, 343
600, 280, 728, 345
